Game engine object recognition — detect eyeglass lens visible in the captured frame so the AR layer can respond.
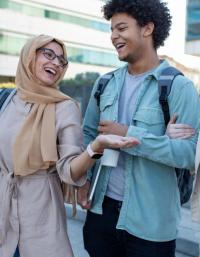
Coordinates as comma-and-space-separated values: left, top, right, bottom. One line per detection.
39, 48, 68, 67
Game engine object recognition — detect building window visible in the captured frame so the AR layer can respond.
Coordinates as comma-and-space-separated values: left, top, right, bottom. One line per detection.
0, 0, 110, 33
0, 34, 121, 67
0, 34, 26, 55
186, 0, 200, 40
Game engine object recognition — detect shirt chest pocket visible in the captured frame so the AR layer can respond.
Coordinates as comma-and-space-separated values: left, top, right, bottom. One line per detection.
133, 108, 165, 136
100, 95, 116, 120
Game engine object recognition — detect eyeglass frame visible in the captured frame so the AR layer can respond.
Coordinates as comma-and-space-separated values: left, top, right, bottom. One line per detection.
37, 47, 68, 68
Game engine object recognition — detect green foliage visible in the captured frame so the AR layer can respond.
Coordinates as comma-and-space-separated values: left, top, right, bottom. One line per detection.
60, 72, 100, 88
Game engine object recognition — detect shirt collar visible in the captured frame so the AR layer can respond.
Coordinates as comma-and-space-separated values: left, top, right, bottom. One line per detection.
113, 59, 170, 82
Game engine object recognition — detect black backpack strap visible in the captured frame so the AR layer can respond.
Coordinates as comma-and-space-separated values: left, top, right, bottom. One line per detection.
94, 70, 115, 106
158, 67, 183, 126
0, 88, 15, 110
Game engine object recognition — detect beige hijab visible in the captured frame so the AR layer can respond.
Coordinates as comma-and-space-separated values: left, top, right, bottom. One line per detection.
13, 34, 71, 176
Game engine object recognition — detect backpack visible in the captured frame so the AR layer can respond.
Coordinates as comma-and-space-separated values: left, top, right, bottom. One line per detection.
0, 88, 15, 111
94, 66, 194, 205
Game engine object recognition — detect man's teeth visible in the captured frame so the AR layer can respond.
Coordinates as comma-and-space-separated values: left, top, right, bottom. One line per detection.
45, 68, 56, 75
116, 43, 125, 49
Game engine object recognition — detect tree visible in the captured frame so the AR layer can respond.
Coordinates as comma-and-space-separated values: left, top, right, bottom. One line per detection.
59, 72, 100, 115
59, 72, 100, 90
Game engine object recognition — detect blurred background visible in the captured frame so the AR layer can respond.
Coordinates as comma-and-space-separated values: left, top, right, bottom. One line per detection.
1, 1, 200, 256
0, 0, 200, 114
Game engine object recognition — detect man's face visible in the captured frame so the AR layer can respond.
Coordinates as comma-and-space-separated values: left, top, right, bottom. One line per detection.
111, 13, 145, 64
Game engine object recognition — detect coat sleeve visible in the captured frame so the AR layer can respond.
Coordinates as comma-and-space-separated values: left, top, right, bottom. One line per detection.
82, 77, 101, 180
83, 77, 101, 146
122, 77, 200, 170
56, 99, 86, 186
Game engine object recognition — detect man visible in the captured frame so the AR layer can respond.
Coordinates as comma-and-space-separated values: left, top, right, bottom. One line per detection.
78, 0, 200, 257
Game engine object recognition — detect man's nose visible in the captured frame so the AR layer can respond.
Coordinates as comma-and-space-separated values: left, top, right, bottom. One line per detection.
111, 30, 119, 43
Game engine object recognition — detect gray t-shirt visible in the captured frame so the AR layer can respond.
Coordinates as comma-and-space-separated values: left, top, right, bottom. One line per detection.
106, 69, 152, 201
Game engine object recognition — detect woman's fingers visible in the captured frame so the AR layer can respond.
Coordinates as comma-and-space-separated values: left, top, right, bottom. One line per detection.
178, 135, 195, 139
169, 128, 195, 134
168, 114, 177, 125
96, 134, 140, 149
166, 113, 195, 140
168, 124, 195, 131
166, 123, 195, 139
115, 136, 140, 146
167, 130, 195, 138
172, 124, 195, 130
118, 137, 140, 148
171, 133, 194, 139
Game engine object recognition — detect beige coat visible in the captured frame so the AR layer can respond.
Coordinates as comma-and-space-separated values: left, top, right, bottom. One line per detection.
0, 93, 85, 257
191, 132, 200, 221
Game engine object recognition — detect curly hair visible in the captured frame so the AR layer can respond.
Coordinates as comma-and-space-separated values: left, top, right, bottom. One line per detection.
102, 0, 172, 49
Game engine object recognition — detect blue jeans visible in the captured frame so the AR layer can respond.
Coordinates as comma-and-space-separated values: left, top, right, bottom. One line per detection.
13, 246, 19, 257
83, 196, 176, 257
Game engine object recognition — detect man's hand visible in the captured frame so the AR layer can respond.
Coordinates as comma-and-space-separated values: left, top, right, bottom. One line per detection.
98, 120, 128, 136
77, 180, 91, 209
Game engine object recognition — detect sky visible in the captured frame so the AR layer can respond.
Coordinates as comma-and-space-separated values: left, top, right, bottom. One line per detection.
159, 0, 200, 70
159, 0, 186, 56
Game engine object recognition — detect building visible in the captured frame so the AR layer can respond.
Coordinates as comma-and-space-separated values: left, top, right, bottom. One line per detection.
1, 0, 200, 87
185, 0, 200, 56
157, 0, 200, 90
0, 0, 121, 83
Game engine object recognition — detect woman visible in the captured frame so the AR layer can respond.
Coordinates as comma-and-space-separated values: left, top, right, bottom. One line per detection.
166, 114, 200, 221
0, 34, 139, 257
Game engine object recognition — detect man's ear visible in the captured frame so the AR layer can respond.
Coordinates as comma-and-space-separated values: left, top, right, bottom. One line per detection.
143, 22, 154, 37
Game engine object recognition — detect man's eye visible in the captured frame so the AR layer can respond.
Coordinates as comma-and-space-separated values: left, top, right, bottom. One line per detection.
119, 27, 127, 31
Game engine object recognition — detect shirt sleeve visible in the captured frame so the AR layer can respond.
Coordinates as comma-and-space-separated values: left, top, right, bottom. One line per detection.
83, 78, 100, 146
83, 77, 101, 180
56, 99, 86, 186
122, 77, 200, 170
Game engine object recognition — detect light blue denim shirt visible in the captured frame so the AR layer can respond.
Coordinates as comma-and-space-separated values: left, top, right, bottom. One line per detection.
83, 60, 200, 241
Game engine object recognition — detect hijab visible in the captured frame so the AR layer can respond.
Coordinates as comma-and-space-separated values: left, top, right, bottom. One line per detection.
13, 34, 71, 176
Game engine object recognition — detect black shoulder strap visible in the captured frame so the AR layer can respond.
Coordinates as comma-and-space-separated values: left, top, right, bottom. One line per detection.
94, 70, 116, 106
0, 88, 14, 110
158, 67, 183, 126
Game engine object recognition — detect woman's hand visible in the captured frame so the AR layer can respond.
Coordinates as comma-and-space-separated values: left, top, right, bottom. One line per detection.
166, 114, 195, 139
91, 134, 140, 153
77, 180, 91, 210
70, 135, 140, 182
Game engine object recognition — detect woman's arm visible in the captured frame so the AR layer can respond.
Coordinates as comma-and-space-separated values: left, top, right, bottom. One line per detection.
56, 100, 139, 185
70, 134, 140, 182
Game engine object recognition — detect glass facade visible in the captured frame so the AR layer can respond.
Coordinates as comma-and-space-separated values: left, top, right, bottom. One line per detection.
0, 0, 110, 33
186, 0, 200, 40
0, 34, 121, 67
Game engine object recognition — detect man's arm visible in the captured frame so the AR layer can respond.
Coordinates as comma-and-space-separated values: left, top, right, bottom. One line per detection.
122, 78, 200, 170
83, 77, 101, 148
77, 78, 101, 209
96, 77, 200, 170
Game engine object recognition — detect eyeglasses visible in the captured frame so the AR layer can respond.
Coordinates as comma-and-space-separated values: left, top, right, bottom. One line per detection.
37, 47, 68, 68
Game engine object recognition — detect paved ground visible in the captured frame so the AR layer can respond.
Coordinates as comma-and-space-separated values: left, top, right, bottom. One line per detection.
67, 213, 194, 257
67, 218, 89, 257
